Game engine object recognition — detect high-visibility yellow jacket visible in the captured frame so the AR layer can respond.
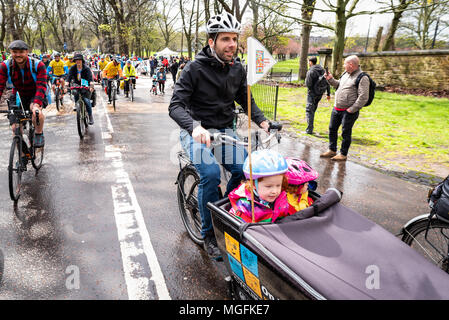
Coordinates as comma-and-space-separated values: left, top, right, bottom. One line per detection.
123, 64, 136, 77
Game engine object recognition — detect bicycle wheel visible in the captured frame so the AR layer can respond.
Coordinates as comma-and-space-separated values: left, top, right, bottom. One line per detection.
402, 218, 449, 273
76, 101, 86, 139
177, 166, 204, 245
31, 130, 44, 170
55, 88, 60, 111
8, 137, 22, 201
130, 83, 134, 102
83, 102, 89, 128
113, 88, 116, 111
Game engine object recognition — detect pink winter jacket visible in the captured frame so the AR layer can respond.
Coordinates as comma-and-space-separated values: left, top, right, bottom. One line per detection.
228, 183, 290, 223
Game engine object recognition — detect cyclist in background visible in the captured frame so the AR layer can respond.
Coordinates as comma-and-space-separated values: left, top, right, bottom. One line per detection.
0, 40, 48, 147
67, 53, 95, 125
102, 57, 123, 104
123, 60, 136, 98
98, 55, 108, 87
49, 52, 68, 96
169, 13, 270, 260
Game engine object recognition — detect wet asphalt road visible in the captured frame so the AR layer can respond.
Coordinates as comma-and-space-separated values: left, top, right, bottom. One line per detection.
0, 75, 431, 300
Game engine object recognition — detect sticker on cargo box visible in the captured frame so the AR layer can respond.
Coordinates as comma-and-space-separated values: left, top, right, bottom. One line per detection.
224, 232, 240, 262
243, 267, 262, 298
240, 244, 258, 277
228, 254, 244, 281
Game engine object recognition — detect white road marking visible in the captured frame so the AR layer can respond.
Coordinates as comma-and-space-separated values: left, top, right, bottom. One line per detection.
97, 92, 171, 300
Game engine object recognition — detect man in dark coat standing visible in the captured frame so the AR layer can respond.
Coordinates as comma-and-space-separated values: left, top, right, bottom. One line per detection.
305, 56, 330, 134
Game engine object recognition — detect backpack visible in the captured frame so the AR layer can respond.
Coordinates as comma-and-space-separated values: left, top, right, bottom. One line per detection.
5, 56, 38, 84
354, 72, 376, 106
313, 70, 329, 96
429, 175, 449, 222
5, 57, 50, 106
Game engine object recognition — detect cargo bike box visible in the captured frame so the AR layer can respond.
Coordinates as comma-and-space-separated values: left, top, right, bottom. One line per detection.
207, 189, 449, 300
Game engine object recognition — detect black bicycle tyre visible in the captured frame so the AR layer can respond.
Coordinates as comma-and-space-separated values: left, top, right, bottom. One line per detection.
113, 88, 116, 112
402, 218, 449, 273
76, 101, 86, 139
83, 102, 89, 128
130, 83, 134, 102
31, 127, 44, 170
8, 137, 22, 202
55, 88, 60, 111
177, 166, 204, 245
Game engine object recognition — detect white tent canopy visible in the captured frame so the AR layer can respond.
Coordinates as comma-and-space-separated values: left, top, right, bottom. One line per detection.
155, 47, 179, 57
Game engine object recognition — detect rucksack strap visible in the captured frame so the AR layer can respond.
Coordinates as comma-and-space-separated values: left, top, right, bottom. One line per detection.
5, 56, 38, 87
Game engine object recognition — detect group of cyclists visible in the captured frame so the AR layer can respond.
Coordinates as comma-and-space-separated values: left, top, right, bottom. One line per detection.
0, 12, 270, 261
0, 44, 143, 142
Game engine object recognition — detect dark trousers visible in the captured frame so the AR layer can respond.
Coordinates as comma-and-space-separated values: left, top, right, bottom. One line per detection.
124, 78, 136, 93
328, 108, 359, 156
158, 80, 165, 93
305, 92, 323, 133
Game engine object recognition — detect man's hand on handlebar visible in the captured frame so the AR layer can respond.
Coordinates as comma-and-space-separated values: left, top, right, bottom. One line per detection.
259, 120, 270, 133
192, 126, 211, 147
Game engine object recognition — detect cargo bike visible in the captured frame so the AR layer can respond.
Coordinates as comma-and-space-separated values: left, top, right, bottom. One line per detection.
176, 127, 449, 300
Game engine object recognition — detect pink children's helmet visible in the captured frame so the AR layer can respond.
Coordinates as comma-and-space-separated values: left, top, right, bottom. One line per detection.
285, 157, 318, 185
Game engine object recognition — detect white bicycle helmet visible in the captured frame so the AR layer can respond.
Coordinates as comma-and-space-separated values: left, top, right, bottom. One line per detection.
206, 12, 241, 34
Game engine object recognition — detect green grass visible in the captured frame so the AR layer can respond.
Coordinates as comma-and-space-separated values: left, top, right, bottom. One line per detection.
273, 86, 449, 175
272, 57, 299, 73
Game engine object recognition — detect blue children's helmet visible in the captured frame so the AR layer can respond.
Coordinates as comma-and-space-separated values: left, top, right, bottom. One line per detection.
243, 149, 288, 180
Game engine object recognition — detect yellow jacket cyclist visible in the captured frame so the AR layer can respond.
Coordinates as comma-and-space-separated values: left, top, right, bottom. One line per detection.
103, 59, 123, 103
123, 60, 136, 96
49, 53, 68, 93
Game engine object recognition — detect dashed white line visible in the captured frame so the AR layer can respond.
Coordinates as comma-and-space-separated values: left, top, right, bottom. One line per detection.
97, 93, 171, 300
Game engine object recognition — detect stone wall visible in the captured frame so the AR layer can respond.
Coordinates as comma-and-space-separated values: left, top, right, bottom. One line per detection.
343, 50, 449, 90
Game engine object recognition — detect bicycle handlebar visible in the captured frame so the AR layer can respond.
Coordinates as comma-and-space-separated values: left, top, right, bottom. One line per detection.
210, 121, 283, 146
70, 86, 90, 90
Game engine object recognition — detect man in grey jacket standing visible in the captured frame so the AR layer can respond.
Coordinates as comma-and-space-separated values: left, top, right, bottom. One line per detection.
305, 57, 330, 134
320, 55, 369, 161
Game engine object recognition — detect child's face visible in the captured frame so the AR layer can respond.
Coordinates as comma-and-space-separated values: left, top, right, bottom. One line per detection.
299, 182, 309, 194
257, 175, 284, 203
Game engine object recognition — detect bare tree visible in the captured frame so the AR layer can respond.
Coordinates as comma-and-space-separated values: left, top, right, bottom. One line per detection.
399, 0, 449, 49
256, 0, 399, 75
179, 0, 197, 58
156, 0, 179, 48
216, 0, 250, 22
298, 0, 315, 80
379, 0, 417, 51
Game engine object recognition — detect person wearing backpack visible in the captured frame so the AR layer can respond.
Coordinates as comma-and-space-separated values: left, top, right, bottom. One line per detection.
305, 56, 330, 134
0, 40, 48, 147
320, 55, 370, 161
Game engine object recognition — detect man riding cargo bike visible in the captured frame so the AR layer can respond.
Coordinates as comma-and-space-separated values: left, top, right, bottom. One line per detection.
169, 12, 270, 260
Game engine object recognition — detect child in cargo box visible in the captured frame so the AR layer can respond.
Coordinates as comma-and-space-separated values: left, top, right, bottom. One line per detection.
285, 157, 319, 215
228, 149, 290, 223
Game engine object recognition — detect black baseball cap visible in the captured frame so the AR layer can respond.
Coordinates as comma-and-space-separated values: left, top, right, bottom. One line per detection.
8, 40, 29, 50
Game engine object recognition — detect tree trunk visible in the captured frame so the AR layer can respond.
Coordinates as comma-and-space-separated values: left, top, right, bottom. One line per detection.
250, 0, 259, 39
373, 26, 383, 52
6, 0, 20, 40
382, 0, 411, 51
0, 0, 7, 50
332, 2, 347, 77
298, 0, 315, 80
